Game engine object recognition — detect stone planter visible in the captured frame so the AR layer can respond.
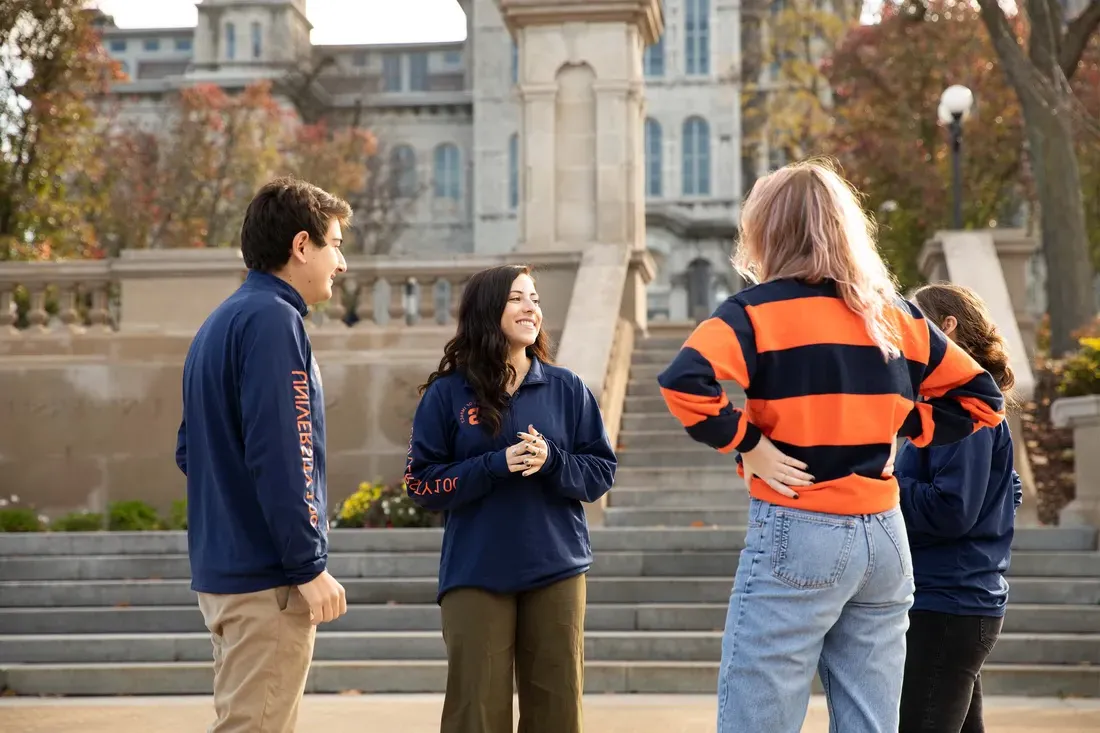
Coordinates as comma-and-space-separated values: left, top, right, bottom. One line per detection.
1051, 394, 1100, 528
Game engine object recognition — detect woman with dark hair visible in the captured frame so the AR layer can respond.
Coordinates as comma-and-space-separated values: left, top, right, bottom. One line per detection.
404, 264, 616, 733
897, 283, 1023, 733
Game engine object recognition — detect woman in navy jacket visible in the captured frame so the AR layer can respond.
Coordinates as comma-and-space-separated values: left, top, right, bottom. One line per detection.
896, 283, 1023, 733
404, 264, 616, 733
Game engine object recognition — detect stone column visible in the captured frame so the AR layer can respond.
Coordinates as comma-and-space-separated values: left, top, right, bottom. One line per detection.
1052, 395, 1100, 528
497, 0, 663, 253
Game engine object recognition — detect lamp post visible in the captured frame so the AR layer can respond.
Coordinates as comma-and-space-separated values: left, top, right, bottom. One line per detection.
938, 84, 974, 230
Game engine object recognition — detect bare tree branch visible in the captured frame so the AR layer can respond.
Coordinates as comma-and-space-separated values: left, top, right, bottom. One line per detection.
1060, 0, 1100, 78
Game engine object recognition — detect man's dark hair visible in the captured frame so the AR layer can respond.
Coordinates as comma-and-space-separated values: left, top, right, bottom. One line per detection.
240, 177, 353, 272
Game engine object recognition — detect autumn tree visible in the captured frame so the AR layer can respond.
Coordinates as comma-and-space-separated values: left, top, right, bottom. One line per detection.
90, 82, 285, 252
740, 0, 863, 179
0, 1, 119, 260
822, 0, 1025, 288
975, 0, 1100, 354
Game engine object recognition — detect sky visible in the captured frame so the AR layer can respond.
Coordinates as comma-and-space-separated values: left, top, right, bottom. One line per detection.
93, 0, 469, 45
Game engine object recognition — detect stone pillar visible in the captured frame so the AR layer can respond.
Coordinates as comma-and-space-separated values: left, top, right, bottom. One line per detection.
1051, 395, 1100, 528
498, 0, 663, 253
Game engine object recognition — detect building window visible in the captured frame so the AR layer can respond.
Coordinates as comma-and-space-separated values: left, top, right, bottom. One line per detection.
433, 143, 461, 200
225, 23, 236, 61
644, 36, 664, 77
409, 53, 429, 91
390, 145, 418, 198
142, 38, 159, 52
508, 134, 520, 210
109, 39, 126, 53
353, 51, 367, 67
444, 50, 462, 64
251, 22, 262, 59
383, 53, 402, 91
511, 41, 518, 84
685, 0, 710, 76
682, 116, 711, 196
175, 38, 192, 52
645, 119, 663, 198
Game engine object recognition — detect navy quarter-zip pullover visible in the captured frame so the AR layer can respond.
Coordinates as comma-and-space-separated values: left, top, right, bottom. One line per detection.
175, 270, 328, 594
895, 420, 1022, 616
405, 358, 616, 602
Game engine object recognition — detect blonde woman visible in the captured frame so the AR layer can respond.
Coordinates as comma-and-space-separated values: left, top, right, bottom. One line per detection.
657, 160, 1006, 733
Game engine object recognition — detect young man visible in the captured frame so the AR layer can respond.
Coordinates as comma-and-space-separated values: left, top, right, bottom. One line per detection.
174, 177, 350, 733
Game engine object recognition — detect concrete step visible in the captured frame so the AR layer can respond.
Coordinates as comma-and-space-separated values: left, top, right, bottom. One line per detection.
0, 527, 1094, 558
4, 630, 1098, 667
0, 551, 744, 582
637, 337, 691, 351
611, 467, 742, 490
619, 447, 741, 468
617, 430, 713, 452
626, 379, 745, 399
625, 396, 677, 413
5, 576, 1100, 608
2, 660, 1097, 697
631, 349, 681, 365
3, 602, 1098, 636
620, 413, 691, 433
609, 488, 747, 508
604, 508, 750, 528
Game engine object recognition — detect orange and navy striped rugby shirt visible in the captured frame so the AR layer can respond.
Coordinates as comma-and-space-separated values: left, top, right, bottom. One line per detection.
657, 278, 1005, 516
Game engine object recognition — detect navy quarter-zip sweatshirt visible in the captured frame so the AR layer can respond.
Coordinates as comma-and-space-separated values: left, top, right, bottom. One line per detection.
175, 271, 328, 594
895, 420, 1022, 617
405, 358, 616, 602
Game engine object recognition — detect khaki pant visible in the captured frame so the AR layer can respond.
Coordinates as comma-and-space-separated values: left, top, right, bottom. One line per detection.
197, 586, 317, 733
440, 573, 586, 733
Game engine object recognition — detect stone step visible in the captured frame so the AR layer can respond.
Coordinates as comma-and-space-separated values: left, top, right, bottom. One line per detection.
619, 447, 742, 468
609, 488, 747, 508
637, 337, 691, 351
611, 467, 741, 490
5, 576, 1100, 608
626, 379, 745, 400
625, 395, 675, 413
3, 630, 1098, 667
630, 349, 680, 365
620, 413, 692, 433
617, 430, 713, 452
3, 602, 1097, 636
604, 508, 750, 528
0, 527, 1093, 558
0, 551, 745, 582
1, 660, 1096, 697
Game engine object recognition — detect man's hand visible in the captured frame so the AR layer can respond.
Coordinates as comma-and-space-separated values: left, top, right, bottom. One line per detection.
741, 435, 814, 499
297, 570, 347, 625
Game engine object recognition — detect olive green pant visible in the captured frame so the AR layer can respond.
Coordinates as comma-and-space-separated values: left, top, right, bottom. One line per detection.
439, 573, 587, 733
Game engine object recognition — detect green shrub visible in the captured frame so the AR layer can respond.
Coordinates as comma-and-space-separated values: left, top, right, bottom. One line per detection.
0, 507, 44, 532
332, 481, 441, 529
1058, 336, 1100, 398
107, 500, 162, 531
166, 499, 188, 530
50, 512, 104, 532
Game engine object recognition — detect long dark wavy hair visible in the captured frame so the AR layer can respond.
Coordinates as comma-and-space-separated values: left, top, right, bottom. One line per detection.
420, 264, 554, 436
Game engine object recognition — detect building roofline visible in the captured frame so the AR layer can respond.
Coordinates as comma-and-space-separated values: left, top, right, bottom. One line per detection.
100, 26, 195, 37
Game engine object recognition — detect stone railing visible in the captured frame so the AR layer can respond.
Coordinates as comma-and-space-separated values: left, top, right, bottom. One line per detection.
1051, 394, 1100, 528
599, 316, 635, 451
0, 249, 583, 337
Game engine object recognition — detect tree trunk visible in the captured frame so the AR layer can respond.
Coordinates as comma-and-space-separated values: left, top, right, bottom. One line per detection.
1021, 92, 1097, 354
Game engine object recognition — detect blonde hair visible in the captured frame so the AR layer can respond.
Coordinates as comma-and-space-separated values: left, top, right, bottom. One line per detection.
733, 158, 902, 359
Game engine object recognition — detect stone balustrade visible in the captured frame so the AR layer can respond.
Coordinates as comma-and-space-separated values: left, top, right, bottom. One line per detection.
0, 249, 585, 336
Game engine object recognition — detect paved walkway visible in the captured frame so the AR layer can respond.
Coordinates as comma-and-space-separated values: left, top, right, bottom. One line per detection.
2, 694, 1100, 732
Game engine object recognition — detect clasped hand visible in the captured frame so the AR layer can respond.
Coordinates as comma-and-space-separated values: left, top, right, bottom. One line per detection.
507, 424, 548, 477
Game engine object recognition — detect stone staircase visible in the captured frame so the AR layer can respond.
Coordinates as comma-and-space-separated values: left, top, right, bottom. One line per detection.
0, 326, 1098, 697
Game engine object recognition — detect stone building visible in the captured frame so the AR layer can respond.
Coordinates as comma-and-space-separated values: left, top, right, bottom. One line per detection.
94, 0, 748, 322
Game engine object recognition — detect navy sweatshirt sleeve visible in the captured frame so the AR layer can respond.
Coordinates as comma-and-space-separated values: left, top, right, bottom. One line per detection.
238, 307, 326, 585
405, 381, 511, 511
898, 427, 994, 538
1012, 469, 1023, 512
539, 375, 617, 503
175, 419, 187, 476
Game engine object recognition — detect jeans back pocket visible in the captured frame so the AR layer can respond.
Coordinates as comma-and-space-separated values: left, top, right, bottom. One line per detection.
771, 509, 857, 590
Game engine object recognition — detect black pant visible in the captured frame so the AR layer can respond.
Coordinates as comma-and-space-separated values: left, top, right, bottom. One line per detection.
900, 610, 1003, 733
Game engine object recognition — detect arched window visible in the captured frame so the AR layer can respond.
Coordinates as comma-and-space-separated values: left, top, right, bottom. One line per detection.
389, 145, 417, 198
508, 134, 519, 210
644, 118, 662, 198
685, 0, 710, 76
682, 116, 711, 196
433, 143, 461, 201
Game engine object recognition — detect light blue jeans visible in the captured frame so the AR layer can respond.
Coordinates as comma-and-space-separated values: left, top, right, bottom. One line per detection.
718, 498, 915, 733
